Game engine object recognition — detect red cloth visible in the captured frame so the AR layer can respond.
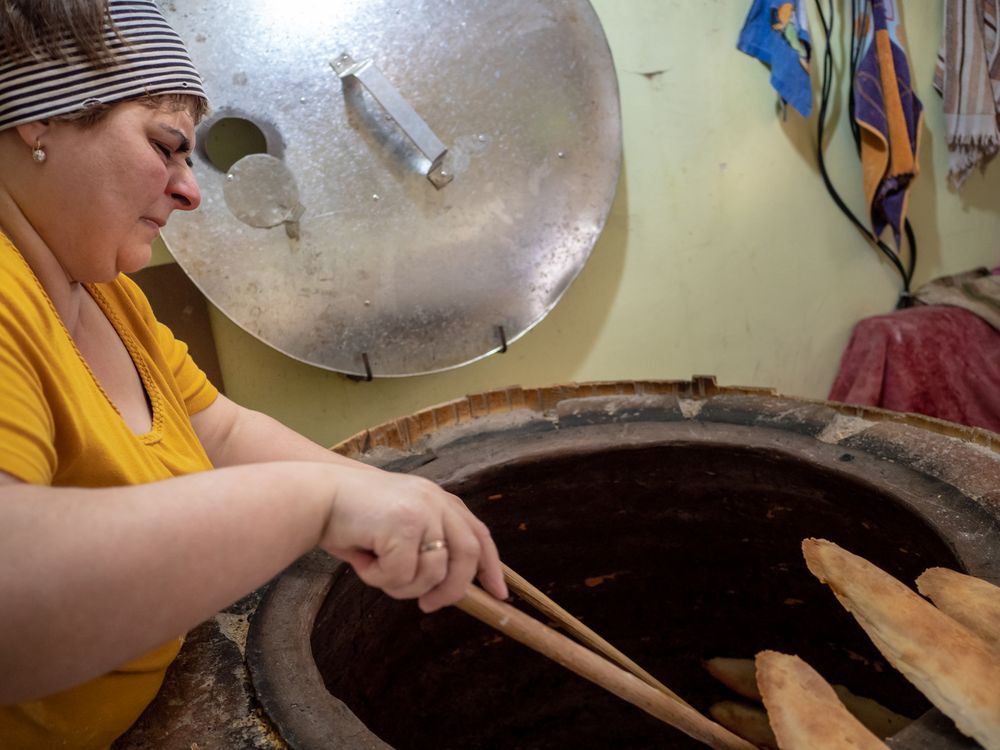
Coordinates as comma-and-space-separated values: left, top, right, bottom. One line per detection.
829, 305, 1000, 433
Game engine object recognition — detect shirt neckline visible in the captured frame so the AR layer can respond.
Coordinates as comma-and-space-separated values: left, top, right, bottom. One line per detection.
1, 233, 164, 444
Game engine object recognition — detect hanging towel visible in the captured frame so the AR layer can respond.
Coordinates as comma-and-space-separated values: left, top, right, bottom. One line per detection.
933, 0, 1000, 188
738, 0, 813, 117
853, 0, 923, 248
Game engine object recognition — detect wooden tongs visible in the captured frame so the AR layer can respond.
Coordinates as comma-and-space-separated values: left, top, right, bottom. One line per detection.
456, 564, 756, 750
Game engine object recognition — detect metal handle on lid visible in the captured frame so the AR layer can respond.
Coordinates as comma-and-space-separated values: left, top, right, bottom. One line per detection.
332, 53, 453, 188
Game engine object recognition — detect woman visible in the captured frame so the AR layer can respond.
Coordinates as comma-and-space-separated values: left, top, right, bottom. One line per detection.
0, 2, 507, 747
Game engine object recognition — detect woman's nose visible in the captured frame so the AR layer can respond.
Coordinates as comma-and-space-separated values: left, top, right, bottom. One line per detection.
169, 164, 201, 211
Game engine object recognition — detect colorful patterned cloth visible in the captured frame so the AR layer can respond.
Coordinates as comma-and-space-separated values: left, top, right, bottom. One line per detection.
853, 0, 923, 249
738, 0, 813, 117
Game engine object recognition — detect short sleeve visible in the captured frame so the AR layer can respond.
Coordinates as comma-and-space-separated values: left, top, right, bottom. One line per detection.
154, 319, 219, 415
115, 274, 219, 417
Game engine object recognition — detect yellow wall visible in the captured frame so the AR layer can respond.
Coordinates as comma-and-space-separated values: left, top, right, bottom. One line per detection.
157, 1, 1000, 447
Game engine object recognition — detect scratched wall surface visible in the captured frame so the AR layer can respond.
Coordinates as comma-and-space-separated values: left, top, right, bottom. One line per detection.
153, 0, 1000, 448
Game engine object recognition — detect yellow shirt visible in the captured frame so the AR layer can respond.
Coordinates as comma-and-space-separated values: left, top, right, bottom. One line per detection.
0, 233, 218, 749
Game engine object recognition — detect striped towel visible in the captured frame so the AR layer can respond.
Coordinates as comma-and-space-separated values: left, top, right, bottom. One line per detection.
934, 0, 1000, 188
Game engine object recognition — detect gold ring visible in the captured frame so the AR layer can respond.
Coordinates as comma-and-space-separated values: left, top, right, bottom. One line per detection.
419, 539, 448, 553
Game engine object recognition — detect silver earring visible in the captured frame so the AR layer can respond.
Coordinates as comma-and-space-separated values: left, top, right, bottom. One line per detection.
32, 141, 46, 163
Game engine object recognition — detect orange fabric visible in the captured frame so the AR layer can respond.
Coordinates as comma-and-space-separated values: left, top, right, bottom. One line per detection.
0, 232, 218, 749
859, 120, 890, 218
875, 29, 916, 178
855, 20, 924, 245
858, 29, 914, 216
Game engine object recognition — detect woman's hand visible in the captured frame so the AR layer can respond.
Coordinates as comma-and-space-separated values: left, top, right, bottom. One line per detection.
319, 465, 508, 612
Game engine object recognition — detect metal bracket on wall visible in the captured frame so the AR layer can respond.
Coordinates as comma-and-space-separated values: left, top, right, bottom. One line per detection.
496, 325, 508, 354
346, 352, 375, 382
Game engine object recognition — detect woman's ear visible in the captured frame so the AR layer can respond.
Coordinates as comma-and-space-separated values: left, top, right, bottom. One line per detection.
14, 120, 50, 149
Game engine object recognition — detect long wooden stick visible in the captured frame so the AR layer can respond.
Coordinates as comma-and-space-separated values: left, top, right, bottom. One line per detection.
502, 563, 692, 708
456, 586, 757, 750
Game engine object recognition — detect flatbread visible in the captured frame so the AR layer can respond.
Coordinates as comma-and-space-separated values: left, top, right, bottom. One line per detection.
803, 538, 1000, 750
709, 700, 777, 749
704, 657, 761, 700
830, 684, 911, 738
916, 567, 1000, 652
704, 656, 911, 738
755, 650, 888, 749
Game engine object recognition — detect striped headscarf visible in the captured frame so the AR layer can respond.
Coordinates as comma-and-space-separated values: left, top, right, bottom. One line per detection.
0, 0, 207, 131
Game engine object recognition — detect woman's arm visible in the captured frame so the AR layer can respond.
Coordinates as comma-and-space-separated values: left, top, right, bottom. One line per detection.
188, 394, 505, 609
0, 457, 506, 704
189, 393, 374, 469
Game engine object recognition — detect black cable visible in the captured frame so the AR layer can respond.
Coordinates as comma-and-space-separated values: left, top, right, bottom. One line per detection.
812, 0, 917, 308
903, 217, 917, 290
848, 0, 862, 148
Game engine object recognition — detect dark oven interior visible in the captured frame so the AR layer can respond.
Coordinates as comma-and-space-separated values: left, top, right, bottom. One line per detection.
311, 443, 962, 749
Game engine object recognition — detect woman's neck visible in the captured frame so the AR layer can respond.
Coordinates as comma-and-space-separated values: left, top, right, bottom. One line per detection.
0, 188, 86, 334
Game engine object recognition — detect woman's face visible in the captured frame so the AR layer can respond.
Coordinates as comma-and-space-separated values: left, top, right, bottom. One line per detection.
27, 101, 201, 283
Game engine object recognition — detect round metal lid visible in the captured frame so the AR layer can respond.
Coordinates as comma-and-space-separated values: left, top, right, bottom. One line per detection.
160, 0, 621, 377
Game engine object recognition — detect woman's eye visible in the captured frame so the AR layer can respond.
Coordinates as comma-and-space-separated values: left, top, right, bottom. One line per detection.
154, 142, 172, 159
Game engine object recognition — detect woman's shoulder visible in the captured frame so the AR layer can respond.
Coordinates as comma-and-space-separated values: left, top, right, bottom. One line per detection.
0, 231, 36, 286
0, 234, 60, 331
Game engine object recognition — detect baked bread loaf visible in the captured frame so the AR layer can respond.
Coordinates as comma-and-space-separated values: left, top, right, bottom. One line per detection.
704, 656, 911, 737
803, 538, 1000, 750
916, 567, 1000, 651
755, 650, 888, 749
829, 684, 911, 737
708, 700, 777, 749
704, 657, 761, 700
